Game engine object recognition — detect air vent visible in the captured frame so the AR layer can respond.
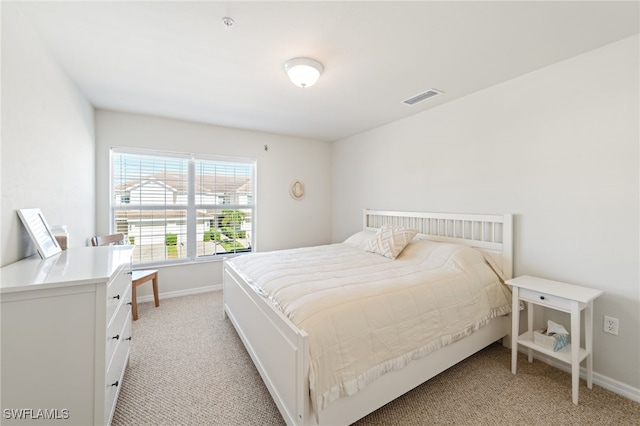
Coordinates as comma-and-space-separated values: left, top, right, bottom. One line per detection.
403, 89, 443, 105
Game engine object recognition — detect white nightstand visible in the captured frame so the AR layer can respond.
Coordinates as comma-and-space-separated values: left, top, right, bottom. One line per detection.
505, 275, 603, 405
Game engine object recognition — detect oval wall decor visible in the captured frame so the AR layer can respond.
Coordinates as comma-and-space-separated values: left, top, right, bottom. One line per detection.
289, 180, 305, 200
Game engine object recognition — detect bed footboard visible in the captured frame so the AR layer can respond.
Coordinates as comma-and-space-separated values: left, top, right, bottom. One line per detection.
223, 260, 309, 425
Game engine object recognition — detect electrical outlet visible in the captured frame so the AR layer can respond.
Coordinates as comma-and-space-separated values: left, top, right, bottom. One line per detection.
604, 316, 619, 335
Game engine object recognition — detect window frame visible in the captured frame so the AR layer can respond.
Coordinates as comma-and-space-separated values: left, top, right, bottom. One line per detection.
110, 147, 257, 267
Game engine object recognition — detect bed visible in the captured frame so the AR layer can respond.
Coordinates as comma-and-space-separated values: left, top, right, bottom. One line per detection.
223, 210, 513, 425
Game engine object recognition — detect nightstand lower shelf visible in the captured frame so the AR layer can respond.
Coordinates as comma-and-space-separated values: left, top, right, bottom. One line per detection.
517, 331, 589, 365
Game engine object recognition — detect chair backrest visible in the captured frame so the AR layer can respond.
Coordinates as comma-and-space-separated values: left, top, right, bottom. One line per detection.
91, 233, 125, 247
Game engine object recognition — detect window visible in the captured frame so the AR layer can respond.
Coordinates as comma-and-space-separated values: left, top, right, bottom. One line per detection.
111, 148, 255, 265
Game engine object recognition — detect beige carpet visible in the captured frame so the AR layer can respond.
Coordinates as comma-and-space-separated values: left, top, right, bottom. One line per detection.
112, 291, 640, 425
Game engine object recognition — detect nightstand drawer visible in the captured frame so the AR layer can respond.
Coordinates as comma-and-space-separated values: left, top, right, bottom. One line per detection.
519, 288, 572, 311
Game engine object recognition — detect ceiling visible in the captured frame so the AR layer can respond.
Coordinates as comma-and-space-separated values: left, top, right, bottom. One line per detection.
13, 1, 640, 142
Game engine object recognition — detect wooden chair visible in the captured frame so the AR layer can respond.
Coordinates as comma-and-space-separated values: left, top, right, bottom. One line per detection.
90, 233, 159, 320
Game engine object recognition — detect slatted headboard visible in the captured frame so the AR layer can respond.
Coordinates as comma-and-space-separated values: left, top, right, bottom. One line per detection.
363, 209, 513, 279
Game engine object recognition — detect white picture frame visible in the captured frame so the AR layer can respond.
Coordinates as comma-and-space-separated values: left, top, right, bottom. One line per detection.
17, 208, 62, 259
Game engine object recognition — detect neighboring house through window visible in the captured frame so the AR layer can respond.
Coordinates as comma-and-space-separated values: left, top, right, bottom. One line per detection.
111, 147, 256, 265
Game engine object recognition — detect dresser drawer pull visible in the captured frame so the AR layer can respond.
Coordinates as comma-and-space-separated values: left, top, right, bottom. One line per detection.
127, 271, 132, 275
540, 296, 545, 300
111, 334, 120, 340
125, 336, 132, 341
113, 294, 120, 300
111, 381, 119, 387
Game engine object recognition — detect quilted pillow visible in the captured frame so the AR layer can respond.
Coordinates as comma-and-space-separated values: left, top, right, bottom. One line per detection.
366, 224, 418, 259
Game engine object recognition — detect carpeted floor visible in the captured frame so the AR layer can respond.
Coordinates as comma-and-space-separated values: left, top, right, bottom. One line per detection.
112, 291, 640, 425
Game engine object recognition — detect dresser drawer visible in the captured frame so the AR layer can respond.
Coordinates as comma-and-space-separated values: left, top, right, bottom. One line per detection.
106, 285, 131, 371
107, 266, 131, 325
520, 288, 573, 312
105, 310, 131, 425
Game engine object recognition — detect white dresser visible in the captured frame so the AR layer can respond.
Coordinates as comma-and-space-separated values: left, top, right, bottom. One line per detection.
0, 246, 134, 425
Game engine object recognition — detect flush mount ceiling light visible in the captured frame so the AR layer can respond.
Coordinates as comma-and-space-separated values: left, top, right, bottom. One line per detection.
283, 58, 323, 88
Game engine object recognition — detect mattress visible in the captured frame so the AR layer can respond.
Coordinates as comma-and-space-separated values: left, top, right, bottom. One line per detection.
227, 236, 512, 413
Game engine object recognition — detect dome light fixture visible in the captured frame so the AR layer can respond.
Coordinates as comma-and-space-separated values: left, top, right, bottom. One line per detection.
283, 58, 323, 88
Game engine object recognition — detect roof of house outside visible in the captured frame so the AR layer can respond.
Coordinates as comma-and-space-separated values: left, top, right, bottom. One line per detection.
115, 172, 252, 194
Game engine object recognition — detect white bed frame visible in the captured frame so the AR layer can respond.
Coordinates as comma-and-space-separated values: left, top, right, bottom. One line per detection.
223, 210, 513, 425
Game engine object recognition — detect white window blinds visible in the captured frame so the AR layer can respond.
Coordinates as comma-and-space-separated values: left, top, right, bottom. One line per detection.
111, 148, 255, 265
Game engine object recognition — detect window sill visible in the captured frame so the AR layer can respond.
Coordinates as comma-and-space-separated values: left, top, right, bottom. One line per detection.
132, 252, 250, 269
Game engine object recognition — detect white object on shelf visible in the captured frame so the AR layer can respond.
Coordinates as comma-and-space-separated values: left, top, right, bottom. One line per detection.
50, 224, 69, 250
533, 328, 569, 352
505, 275, 603, 405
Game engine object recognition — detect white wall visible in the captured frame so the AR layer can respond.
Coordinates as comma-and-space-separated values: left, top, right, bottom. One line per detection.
332, 36, 640, 392
1, 3, 96, 267
95, 110, 332, 296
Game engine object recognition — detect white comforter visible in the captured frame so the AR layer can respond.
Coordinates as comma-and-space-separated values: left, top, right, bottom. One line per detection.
227, 239, 512, 413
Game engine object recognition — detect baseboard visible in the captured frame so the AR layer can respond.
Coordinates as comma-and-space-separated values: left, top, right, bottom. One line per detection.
136, 284, 221, 303
519, 347, 640, 403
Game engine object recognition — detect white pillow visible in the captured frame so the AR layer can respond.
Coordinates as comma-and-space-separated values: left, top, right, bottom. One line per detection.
365, 224, 418, 259
343, 230, 377, 250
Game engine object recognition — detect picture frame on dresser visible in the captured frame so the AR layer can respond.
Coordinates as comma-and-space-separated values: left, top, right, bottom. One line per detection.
17, 208, 61, 259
